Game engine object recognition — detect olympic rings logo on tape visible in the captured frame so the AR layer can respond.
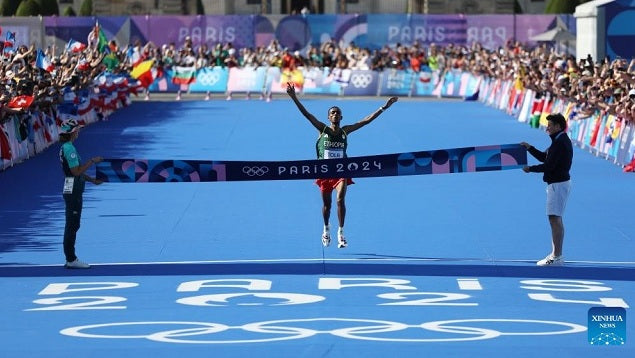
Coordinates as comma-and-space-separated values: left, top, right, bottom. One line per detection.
242, 166, 269, 176
350, 74, 373, 88
60, 318, 586, 344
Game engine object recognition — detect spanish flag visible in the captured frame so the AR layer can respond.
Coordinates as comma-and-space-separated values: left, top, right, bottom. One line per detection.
130, 59, 155, 88
281, 69, 304, 89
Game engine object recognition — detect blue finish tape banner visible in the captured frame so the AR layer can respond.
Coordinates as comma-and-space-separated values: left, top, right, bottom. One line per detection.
96, 144, 527, 183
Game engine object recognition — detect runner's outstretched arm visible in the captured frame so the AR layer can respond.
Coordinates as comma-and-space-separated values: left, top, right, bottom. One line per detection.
344, 96, 398, 134
286, 82, 326, 132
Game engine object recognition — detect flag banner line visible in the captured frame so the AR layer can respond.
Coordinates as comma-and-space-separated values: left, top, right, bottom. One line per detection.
96, 144, 527, 183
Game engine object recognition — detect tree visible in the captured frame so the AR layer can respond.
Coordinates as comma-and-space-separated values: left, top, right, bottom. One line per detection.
196, 0, 204, 15
37, 0, 59, 15
15, 0, 40, 16
545, 0, 593, 14
79, 0, 92, 16
63, 5, 75, 16
1, 0, 22, 16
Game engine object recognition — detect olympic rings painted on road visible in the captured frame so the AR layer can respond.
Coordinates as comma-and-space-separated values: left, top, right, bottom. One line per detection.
60, 318, 587, 344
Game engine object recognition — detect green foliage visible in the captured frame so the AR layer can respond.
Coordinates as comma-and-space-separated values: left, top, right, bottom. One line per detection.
1, 0, 22, 16
15, 0, 41, 16
545, 0, 593, 14
79, 0, 92, 16
37, 0, 59, 15
196, 0, 204, 15
63, 5, 75, 16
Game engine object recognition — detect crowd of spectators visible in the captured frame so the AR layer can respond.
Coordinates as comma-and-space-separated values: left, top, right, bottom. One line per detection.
1, 34, 634, 126
0, 42, 105, 123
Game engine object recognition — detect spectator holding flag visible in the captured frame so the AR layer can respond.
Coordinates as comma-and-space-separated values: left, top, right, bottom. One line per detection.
65, 39, 87, 53
36, 48, 55, 73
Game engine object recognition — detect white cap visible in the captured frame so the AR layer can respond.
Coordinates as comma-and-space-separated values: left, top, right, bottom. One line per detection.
629, 88, 635, 97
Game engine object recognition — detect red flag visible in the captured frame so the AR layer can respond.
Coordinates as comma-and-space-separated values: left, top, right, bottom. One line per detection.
589, 113, 604, 148
40, 115, 52, 142
7, 95, 34, 109
0, 126, 11, 160
137, 71, 154, 88
130, 60, 154, 88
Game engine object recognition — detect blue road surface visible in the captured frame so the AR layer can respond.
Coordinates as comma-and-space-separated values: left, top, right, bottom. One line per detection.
0, 98, 633, 357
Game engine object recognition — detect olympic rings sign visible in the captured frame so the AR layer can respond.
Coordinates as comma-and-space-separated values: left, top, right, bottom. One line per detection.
197, 71, 221, 86
350, 74, 373, 88
60, 318, 586, 344
242, 166, 269, 176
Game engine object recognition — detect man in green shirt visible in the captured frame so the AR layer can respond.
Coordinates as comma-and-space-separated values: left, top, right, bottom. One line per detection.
59, 119, 103, 268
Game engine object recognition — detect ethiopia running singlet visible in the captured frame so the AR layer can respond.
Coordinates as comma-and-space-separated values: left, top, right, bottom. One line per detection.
316, 128, 348, 159
315, 127, 352, 192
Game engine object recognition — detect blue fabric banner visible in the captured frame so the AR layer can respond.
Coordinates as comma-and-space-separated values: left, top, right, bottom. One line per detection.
96, 144, 527, 183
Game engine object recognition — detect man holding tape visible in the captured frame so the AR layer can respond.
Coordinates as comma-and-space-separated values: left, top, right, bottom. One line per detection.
59, 119, 103, 269
521, 113, 573, 266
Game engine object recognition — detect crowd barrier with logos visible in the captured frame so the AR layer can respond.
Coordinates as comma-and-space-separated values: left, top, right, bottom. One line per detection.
478, 77, 635, 168
150, 66, 482, 98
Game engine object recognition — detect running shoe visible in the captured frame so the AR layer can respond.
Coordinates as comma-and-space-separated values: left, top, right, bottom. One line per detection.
536, 255, 563, 266
65, 258, 90, 269
322, 231, 331, 247
337, 233, 347, 249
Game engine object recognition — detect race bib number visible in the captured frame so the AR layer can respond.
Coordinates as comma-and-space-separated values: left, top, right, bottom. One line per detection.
324, 149, 344, 159
63, 177, 75, 194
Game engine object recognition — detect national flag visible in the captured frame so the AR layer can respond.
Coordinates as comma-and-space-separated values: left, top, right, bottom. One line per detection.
42, 113, 54, 143
97, 28, 109, 54
77, 98, 93, 116
280, 69, 304, 89
65, 38, 87, 53
114, 77, 129, 88
8, 95, 34, 109
0, 125, 11, 161
35, 48, 55, 72
419, 68, 432, 83
605, 115, 617, 144
88, 23, 110, 54
76, 58, 90, 71
172, 65, 196, 85
332, 68, 351, 86
130, 59, 155, 88
3, 31, 15, 51
3, 31, 16, 60
102, 53, 120, 70
589, 114, 603, 148
126, 47, 143, 67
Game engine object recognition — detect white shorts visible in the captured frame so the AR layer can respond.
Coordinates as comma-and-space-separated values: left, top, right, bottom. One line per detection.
546, 180, 571, 217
